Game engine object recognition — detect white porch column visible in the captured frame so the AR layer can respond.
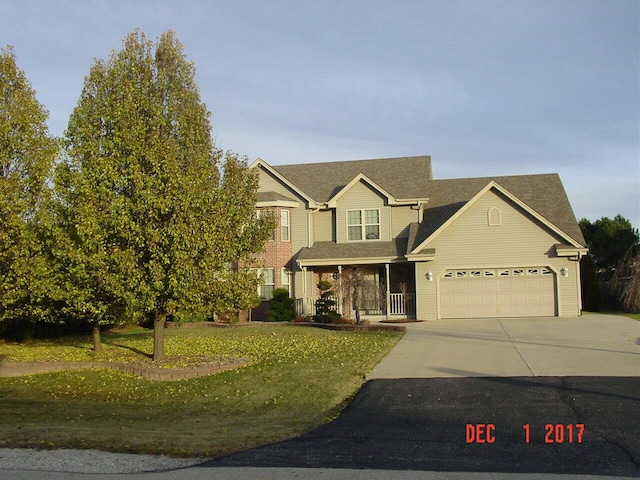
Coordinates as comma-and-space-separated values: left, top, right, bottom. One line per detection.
337, 265, 343, 316
385, 263, 390, 320
302, 266, 307, 315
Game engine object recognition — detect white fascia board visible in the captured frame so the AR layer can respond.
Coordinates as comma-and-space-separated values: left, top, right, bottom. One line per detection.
297, 256, 401, 267
256, 200, 300, 208
393, 197, 429, 205
405, 253, 436, 262
327, 173, 394, 208
490, 183, 586, 248
555, 246, 589, 257
410, 182, 497, 254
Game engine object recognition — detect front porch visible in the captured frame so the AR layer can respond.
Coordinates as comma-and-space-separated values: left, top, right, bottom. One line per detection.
295, 263, 417, 321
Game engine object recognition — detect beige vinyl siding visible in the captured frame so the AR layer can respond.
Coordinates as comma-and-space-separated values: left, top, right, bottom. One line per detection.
414, 188, 582, 319
336, 180, 389, 243
258, 167, 301, 200
314, 210, 334, 242
289, 206, 308, 253
391, 205, 419, 238
257, 166, 309, 254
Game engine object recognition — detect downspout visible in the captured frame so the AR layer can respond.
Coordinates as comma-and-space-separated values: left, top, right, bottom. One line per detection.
307, 205, 321, 248
576, 251, 585, 315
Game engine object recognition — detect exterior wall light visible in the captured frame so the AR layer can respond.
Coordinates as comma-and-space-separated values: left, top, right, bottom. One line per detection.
561, 267, 569, 278
426, 271, 434, 282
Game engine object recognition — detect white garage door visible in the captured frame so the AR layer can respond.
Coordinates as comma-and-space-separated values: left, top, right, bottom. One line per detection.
440, 267, 556, 319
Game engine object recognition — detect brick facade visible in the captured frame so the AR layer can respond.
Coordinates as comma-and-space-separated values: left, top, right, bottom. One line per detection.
251, 206, 293, 320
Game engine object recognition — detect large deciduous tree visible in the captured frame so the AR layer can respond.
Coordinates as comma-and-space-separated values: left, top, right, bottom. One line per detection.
59, 31, 273, 360
611, 248, 640, 313
0, 47, 58, 334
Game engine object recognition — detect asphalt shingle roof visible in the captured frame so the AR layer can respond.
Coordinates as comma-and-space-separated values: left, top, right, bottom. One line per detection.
272, 156, 432, 203
264, 157, 585, 252
257, 191, 299, 203
414, 173, 585, 247
298, 238, 409, 262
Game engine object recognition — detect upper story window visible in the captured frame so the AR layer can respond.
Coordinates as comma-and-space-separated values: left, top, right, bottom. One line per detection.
347, 208, 380, 241
256, 208, 275, 241
281, 209, 290, 242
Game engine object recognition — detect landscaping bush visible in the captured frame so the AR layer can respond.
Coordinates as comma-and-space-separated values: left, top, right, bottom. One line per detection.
314, 281, 340, 324
268, 288, 296, 322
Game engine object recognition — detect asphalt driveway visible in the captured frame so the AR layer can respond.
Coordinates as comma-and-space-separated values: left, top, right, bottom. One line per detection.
209, 314, 640, 476
368, 314, 640, 379
210, 376, 640, 476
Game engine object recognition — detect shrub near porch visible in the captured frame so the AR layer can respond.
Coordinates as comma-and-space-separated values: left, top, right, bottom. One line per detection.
0, 326, 401, 457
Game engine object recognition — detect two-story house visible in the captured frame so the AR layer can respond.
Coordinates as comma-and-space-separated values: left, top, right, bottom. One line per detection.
250, 156, 587, 321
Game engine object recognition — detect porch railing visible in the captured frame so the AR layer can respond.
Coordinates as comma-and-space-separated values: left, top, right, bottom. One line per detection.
389, 293, 416, 315
296, 293, 415, 317
295, 296, 338, 317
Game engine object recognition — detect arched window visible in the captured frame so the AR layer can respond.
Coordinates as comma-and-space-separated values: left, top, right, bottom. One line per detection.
488, 207, 502, 226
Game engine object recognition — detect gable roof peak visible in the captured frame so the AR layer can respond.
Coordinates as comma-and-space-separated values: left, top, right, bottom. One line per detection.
265, 155, 433, 203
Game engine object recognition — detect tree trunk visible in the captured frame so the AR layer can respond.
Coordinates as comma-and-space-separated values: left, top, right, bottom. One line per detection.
153, 311, 166, 362
92, 321, 102, 352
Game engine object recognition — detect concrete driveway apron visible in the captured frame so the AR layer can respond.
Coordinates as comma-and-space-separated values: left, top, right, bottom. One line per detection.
368, 314, 640, 379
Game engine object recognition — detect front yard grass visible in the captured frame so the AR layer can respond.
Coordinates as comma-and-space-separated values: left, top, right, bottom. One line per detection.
0, 326, 402, 457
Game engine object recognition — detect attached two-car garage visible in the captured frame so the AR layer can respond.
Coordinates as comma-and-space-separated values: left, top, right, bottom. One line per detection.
439, 267, 557, 318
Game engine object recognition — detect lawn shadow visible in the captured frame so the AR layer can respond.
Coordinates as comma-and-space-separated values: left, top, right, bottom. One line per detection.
101, 331, 154, 359
106, 343, 153, 359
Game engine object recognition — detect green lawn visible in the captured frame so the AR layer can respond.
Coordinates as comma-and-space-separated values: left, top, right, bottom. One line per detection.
0, 326, 402, 457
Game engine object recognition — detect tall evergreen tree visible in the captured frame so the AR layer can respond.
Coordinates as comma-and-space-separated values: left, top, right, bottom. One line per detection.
58, 31, 273, 360
580, 254, 602, 312
579, 215, 639, 280
0, 47, 58, 335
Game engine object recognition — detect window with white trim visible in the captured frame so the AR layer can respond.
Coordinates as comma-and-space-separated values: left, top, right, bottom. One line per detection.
258, 268, 275, 300
347, 208, 380, 241
281, 209, 290, 242
282, 268, 292, 295
256, 209, 275, 241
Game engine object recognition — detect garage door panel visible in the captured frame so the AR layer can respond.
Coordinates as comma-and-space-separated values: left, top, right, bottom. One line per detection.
440, 267, 556, 319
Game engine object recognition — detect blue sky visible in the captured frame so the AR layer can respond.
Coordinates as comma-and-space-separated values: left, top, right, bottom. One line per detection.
2, 0, 638, 227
